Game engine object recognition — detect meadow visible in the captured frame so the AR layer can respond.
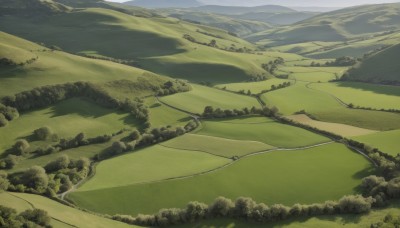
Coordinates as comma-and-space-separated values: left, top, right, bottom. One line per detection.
0, 192, 133, 228
77, 145, 231, 191
159, 84, 260, 114
287, 114, 377, 137
276, 66, 348, 82
353, 130, 400, 157
309, 82, 400, 110
216, 78, 292, 94
261, 82, 400, 131
0, 98, 140, 156
69, 143, 375, 216
197, 116, 331, 148
162, 133, 274, 158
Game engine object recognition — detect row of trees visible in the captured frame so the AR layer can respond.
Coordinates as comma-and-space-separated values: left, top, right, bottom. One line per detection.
113, 195, 375, 227
262, 57, 285, 75
99, 121, 200, 160
156, 80, 192, 96
182, 34, 254, 54
0, 56, 38, 67
346, 103, 400, 114
202, 106, 279, 119
0, 205, 51, 228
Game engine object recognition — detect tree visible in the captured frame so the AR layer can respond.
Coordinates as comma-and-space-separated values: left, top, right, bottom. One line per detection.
23, 166, 48, 192
0, 171, 9, 192
45, 155, 70, 172
20, 209, 51, 227
338, 195, 374, 214
75, 157, 90, 170
209, 197, 234, 217
185, 201, 208, 222
387, 177, 400, 198
129, 130, 141, 141
111, 141, 127, 154
209, 39, 217, 47
33, 127, 53, 141
0, 113, 8, 127
13, 139, 30, 155
234, 197, 256, 218
4, 155, 18, 169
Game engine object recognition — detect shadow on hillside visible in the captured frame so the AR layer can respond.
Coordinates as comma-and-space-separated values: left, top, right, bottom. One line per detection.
141, 60, 251, 84
335, 81, 400, 97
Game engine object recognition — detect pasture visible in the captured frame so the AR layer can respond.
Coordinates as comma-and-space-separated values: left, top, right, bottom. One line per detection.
145, 97, 192, 127
77, 145, 231, 191
159, 84, 260, 114
0, 98, 140, 156
309, 82, 400, 110
216, 78, 292, 94
197, 117, 331, 148
70, 143, 375, 216
0, 192, 132, 228
353, 130, 400, 157
162, 133, 274, 158
287, 114, 377, 137
261, 82, 400, 131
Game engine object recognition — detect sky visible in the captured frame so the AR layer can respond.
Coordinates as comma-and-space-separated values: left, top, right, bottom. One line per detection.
106, 0, 400, 7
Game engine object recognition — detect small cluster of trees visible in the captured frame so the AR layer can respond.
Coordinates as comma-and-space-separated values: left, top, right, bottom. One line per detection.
202, 106, 279, 119
182, 34, 253, 53
262, 57, 285, 75
0, 205, 51, 228
0, 155, 19, 170
256, 82, 291, 95
346, 103, 400, 114
310, 56, 357, 67
113, 195, 375, 227
6, 155, 90, 196
0, 56, 38, 67
370, 213, 400, 228
247, 74, 268, 82
0, 103, 19, 127
156, 80, 192, 96
196, 29, 224, 39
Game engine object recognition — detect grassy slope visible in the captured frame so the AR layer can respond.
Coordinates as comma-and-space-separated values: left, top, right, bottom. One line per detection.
346, 43, 400, 84
162, 133, 274, 158
0, 7, 272, 84
247, 3, 400, 45
353, 130, 400, 157
0, 31, 166, 97
197, 117, 330, 148
145, 97, 192, 128
261, 82, 400, 131
77, 145, 231, 191
0, 192, 133, 228
309, 82, 400, 110
287, 114, 377, 137
0, 98, 140, 156
159, 84, 260, 114
176, 201, 400, 228
277, 66, 348, 82
70, 143, 375, 216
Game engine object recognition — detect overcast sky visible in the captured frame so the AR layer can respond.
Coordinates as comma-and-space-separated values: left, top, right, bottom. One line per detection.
106, 0, 400, 7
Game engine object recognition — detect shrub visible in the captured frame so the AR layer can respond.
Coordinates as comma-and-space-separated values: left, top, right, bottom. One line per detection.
45, 155, 70, 173
13, 139, 30, 156
34, 127, 53, 141
0, 113, 8, 127
22, 166, 49, 192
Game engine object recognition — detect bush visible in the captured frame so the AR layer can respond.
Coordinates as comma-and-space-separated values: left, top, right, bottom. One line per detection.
0, 171, 9, 192
338, 195, 374, 214
13, 139, 30, 155
20, 209, 51, 227
0, 113, 8, 127
34, 126, 54, 141
209, 197, 234, 217
22, 166, 49, 192
45, 155, 70, 173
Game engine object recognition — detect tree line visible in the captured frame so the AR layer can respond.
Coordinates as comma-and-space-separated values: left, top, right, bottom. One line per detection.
112, 195, 376, 227
0, 205, 51, 228
202, 106, 279, 119
0, 103, 19, 127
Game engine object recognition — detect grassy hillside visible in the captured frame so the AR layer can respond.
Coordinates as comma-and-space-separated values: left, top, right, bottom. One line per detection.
70, 143, 374, 216
248, 3, 400, 45
234, 11, 318, 25
344, 44, 400, 84
190, 5, 295, 15
161, 9, 273, 36
0, 192, 133, 227
0, 31, 168, 97
0, 3, 272, 83
353, 130, 400, 157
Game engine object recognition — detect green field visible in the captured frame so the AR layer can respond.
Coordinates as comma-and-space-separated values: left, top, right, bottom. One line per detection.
159, 84, 260, 114
77, 145, 231, 191
353, 130, 400, 157
197, 117, 330, 148
162, 133, 274, 158
145, 97, 192, 127
309, 82, 400, 110
287, 114, 377, 137
0, 192, 133, 228
70, 143, 375, 215
261, 82, 400, 131
0, 98, 140, 156
277, 66, 348, 83
216, 78, 292, 94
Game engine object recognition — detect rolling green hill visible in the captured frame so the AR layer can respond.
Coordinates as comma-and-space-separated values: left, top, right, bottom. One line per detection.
161, 9, 273, 36
0, 1, 272, 83
190, 5, 295, 15
344, 43, 400, 84
233, 11, 318, 25
248, 3, 400, 45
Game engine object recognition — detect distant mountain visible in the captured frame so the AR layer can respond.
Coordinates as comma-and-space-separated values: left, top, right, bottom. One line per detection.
190, 5, 295, 15
344, 44, 400, 84
247, 3, 400, 44
123, 0, 202, 8
234, 11, 318, 25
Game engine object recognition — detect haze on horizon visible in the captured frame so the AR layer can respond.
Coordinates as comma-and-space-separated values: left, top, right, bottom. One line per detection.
106, 0, 400, 7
